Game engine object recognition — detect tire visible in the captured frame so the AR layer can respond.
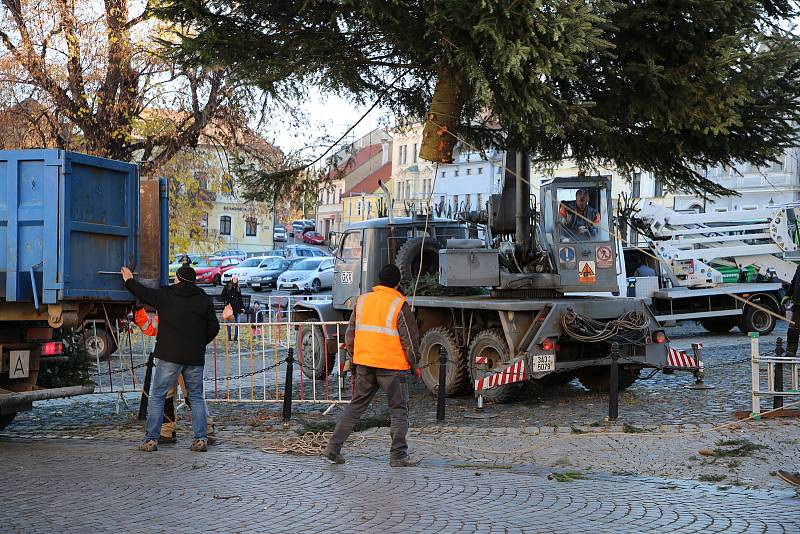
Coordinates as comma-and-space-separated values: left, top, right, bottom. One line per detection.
576, 366, 639, 393
0, 412, 17, 431
297, 320, 336, 380
395, 237, 442, 282
311, 279, 322, 293
419, 327, 468, 397
82, 326, 117, 361
699, 317, 737, 333
468, 328, 522, 403
213, 274, 221, 286
739, 303, 776, 336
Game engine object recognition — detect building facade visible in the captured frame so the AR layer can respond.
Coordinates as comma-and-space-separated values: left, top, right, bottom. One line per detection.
389, 123, 436, 217
432, 148, 505, 217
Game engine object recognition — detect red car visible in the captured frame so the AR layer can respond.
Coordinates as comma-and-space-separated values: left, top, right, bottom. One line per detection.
302, 231, 325, 245
193, 256, 241, 286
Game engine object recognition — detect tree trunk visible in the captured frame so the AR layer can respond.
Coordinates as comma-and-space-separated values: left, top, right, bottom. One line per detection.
419, 66, 463, 164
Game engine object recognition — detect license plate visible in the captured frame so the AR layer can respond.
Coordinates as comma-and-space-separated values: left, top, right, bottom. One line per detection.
251, 283, 261, 288
534, 354, 555, 372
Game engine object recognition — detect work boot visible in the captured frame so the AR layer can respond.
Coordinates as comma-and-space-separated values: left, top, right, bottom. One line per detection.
320, 449, 346, 464
137, 440, 158, 452
190, 439, 208, 452
206, 435, 217, 446
777, 470, 800, 486
389, 456, 419, 467
158, 431, 177, 445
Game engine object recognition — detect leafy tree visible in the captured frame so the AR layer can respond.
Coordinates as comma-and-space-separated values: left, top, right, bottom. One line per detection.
0, 0, 253, 175
158, 0, 800, 196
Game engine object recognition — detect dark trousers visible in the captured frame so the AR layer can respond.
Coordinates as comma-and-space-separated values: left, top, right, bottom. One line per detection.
787, 311, 799, 356
327, 365, 410, 460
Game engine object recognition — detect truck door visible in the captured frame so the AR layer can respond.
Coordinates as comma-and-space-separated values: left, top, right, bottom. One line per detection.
333, 229, 363, 310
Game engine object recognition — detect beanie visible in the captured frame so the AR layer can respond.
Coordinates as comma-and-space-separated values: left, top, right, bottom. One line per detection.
176, 265, 197, 283
378, 264, 402, 288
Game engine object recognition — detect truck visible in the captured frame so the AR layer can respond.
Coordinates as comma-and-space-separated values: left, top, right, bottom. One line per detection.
625, 200, 798, 336
294, 153, 673, 402
0, 150, 167, 430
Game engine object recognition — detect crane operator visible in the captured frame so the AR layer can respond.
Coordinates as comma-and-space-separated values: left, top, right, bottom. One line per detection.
560, 188, 601, 240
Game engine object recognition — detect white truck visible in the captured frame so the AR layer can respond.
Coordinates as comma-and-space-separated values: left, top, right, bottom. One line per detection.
625, 201, 798, 335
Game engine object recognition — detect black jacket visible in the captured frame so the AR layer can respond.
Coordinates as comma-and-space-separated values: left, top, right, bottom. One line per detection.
789, 265, 800, 303
221, 284, 244, 314
125, 279, 220, 366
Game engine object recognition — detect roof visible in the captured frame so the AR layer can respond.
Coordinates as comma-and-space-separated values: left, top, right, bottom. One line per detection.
346, 161, 392, 195
327, 143, 384, 180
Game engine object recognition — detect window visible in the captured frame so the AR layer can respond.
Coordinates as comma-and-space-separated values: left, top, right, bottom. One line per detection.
631, 172, 641, 198
195, 172, 208, 190
465, 194, 471, 209
454, 170, 460, 177
715, 208, 728, 213
219, 215, 231, 235
201, 213, 209, 231
477, 167, 483, 175
477, 193, 483, 209
326, 190, 331, 204
356, 201, 362, 216
453, 195, 459, 210
338, 189, 342, 203
341, 230, 363, 260
245, 217, 257, 237
398, 145, 407, 164
654, 177, 664, 197
412, 143, 418, 163
466, 168, 472, 175
223, 175, 235, 196
441, 171, 446, 178
742, 205, 758, 211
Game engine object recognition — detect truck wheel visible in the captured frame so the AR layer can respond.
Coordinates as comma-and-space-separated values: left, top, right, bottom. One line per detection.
395, 237, 441, 282
82, 326, 117, 361
699, 318, 736, 333
0, 413, 17, 430
419, 327, 467, 396
576, 366, 639, 393
739, 304, 776, 336
468, 329, 521, 403
297, 320, 335, 380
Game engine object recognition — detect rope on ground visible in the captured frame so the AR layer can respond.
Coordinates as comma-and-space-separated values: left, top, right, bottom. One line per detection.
261, 431, 364, 455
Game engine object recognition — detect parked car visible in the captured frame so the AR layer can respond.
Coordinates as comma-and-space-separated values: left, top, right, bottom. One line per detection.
213, 249, 247, 261
247, 258, 298, 291
302, 231, 326, 245
274, 225, 287, 242
246, 250, 286, 258
222, 256, 286, 285
168, 253, 209, 282
284, 244, 329, 259
193, 256, 241, 286
290, 219, 315, 237
277, 257, 335, 293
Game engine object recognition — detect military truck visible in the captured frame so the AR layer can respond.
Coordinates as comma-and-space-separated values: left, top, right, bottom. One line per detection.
295, 153, 673, 402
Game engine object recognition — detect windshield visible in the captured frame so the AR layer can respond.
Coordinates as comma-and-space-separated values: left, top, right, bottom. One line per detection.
555, 187, 610, 243
292, 259, 321, 271
238, 258, 262, 268
261, 258, 284, 269
197, 259, 222, 268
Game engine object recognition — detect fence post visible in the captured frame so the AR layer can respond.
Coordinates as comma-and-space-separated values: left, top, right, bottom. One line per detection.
608, 342, 620, 421
774, 337, 784, 410
750, 332, 761, 419
283, 347, 294, 422
436, 345, 447, 422
138, 352, 155, 420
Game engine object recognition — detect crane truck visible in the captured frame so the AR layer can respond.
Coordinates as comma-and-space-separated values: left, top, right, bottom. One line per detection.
0, 150, 167, 430
294, 153, 674, 402
624, 200, 798, 336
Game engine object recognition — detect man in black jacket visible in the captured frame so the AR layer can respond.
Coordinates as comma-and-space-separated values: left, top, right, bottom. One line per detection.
122, 264, 220, 452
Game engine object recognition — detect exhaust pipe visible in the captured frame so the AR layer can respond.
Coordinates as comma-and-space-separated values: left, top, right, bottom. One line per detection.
378, 180, 395, 224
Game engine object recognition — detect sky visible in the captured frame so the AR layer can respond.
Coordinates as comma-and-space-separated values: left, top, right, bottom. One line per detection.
266, 89, 392, 158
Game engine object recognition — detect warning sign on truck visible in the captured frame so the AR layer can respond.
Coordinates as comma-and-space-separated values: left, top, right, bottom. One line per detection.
578, 261, 596, 284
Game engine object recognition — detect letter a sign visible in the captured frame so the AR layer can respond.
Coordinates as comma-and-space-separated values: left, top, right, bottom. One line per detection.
9, 350, 30, 379
578, 261, 596, 284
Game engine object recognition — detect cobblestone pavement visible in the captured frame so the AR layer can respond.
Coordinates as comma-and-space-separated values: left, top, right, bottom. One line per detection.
1, 437, 799, 533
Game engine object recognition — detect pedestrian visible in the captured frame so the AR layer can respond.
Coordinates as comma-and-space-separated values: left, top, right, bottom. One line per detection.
221, 276, 244, 341
322, 264, 421, 467
132, 307, 216, 445
121, 264, 220, 453
633, 261, 656, 277
250, 301, 262, 337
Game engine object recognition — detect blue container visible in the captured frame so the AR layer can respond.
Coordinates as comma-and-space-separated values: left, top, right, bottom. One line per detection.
0, 150, 139, 304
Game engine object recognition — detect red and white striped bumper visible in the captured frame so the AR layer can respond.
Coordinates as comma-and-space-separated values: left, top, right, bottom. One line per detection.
475, 359, 527, 391
667, 344, 701, 369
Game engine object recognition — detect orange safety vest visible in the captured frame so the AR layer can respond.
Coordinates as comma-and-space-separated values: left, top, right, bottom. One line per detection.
134, 308, 159, 337
353, 285, 409, 370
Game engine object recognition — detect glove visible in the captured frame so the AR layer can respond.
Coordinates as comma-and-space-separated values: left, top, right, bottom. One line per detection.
412, 367, 421, 382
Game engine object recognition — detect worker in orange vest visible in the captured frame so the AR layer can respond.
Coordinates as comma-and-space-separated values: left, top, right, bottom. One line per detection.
322, 264, 421, 467
134, 307, 215, 444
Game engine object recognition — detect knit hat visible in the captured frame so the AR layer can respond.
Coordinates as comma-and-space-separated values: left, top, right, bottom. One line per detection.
176, 265, 197, 283
378, 264, 402, 288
